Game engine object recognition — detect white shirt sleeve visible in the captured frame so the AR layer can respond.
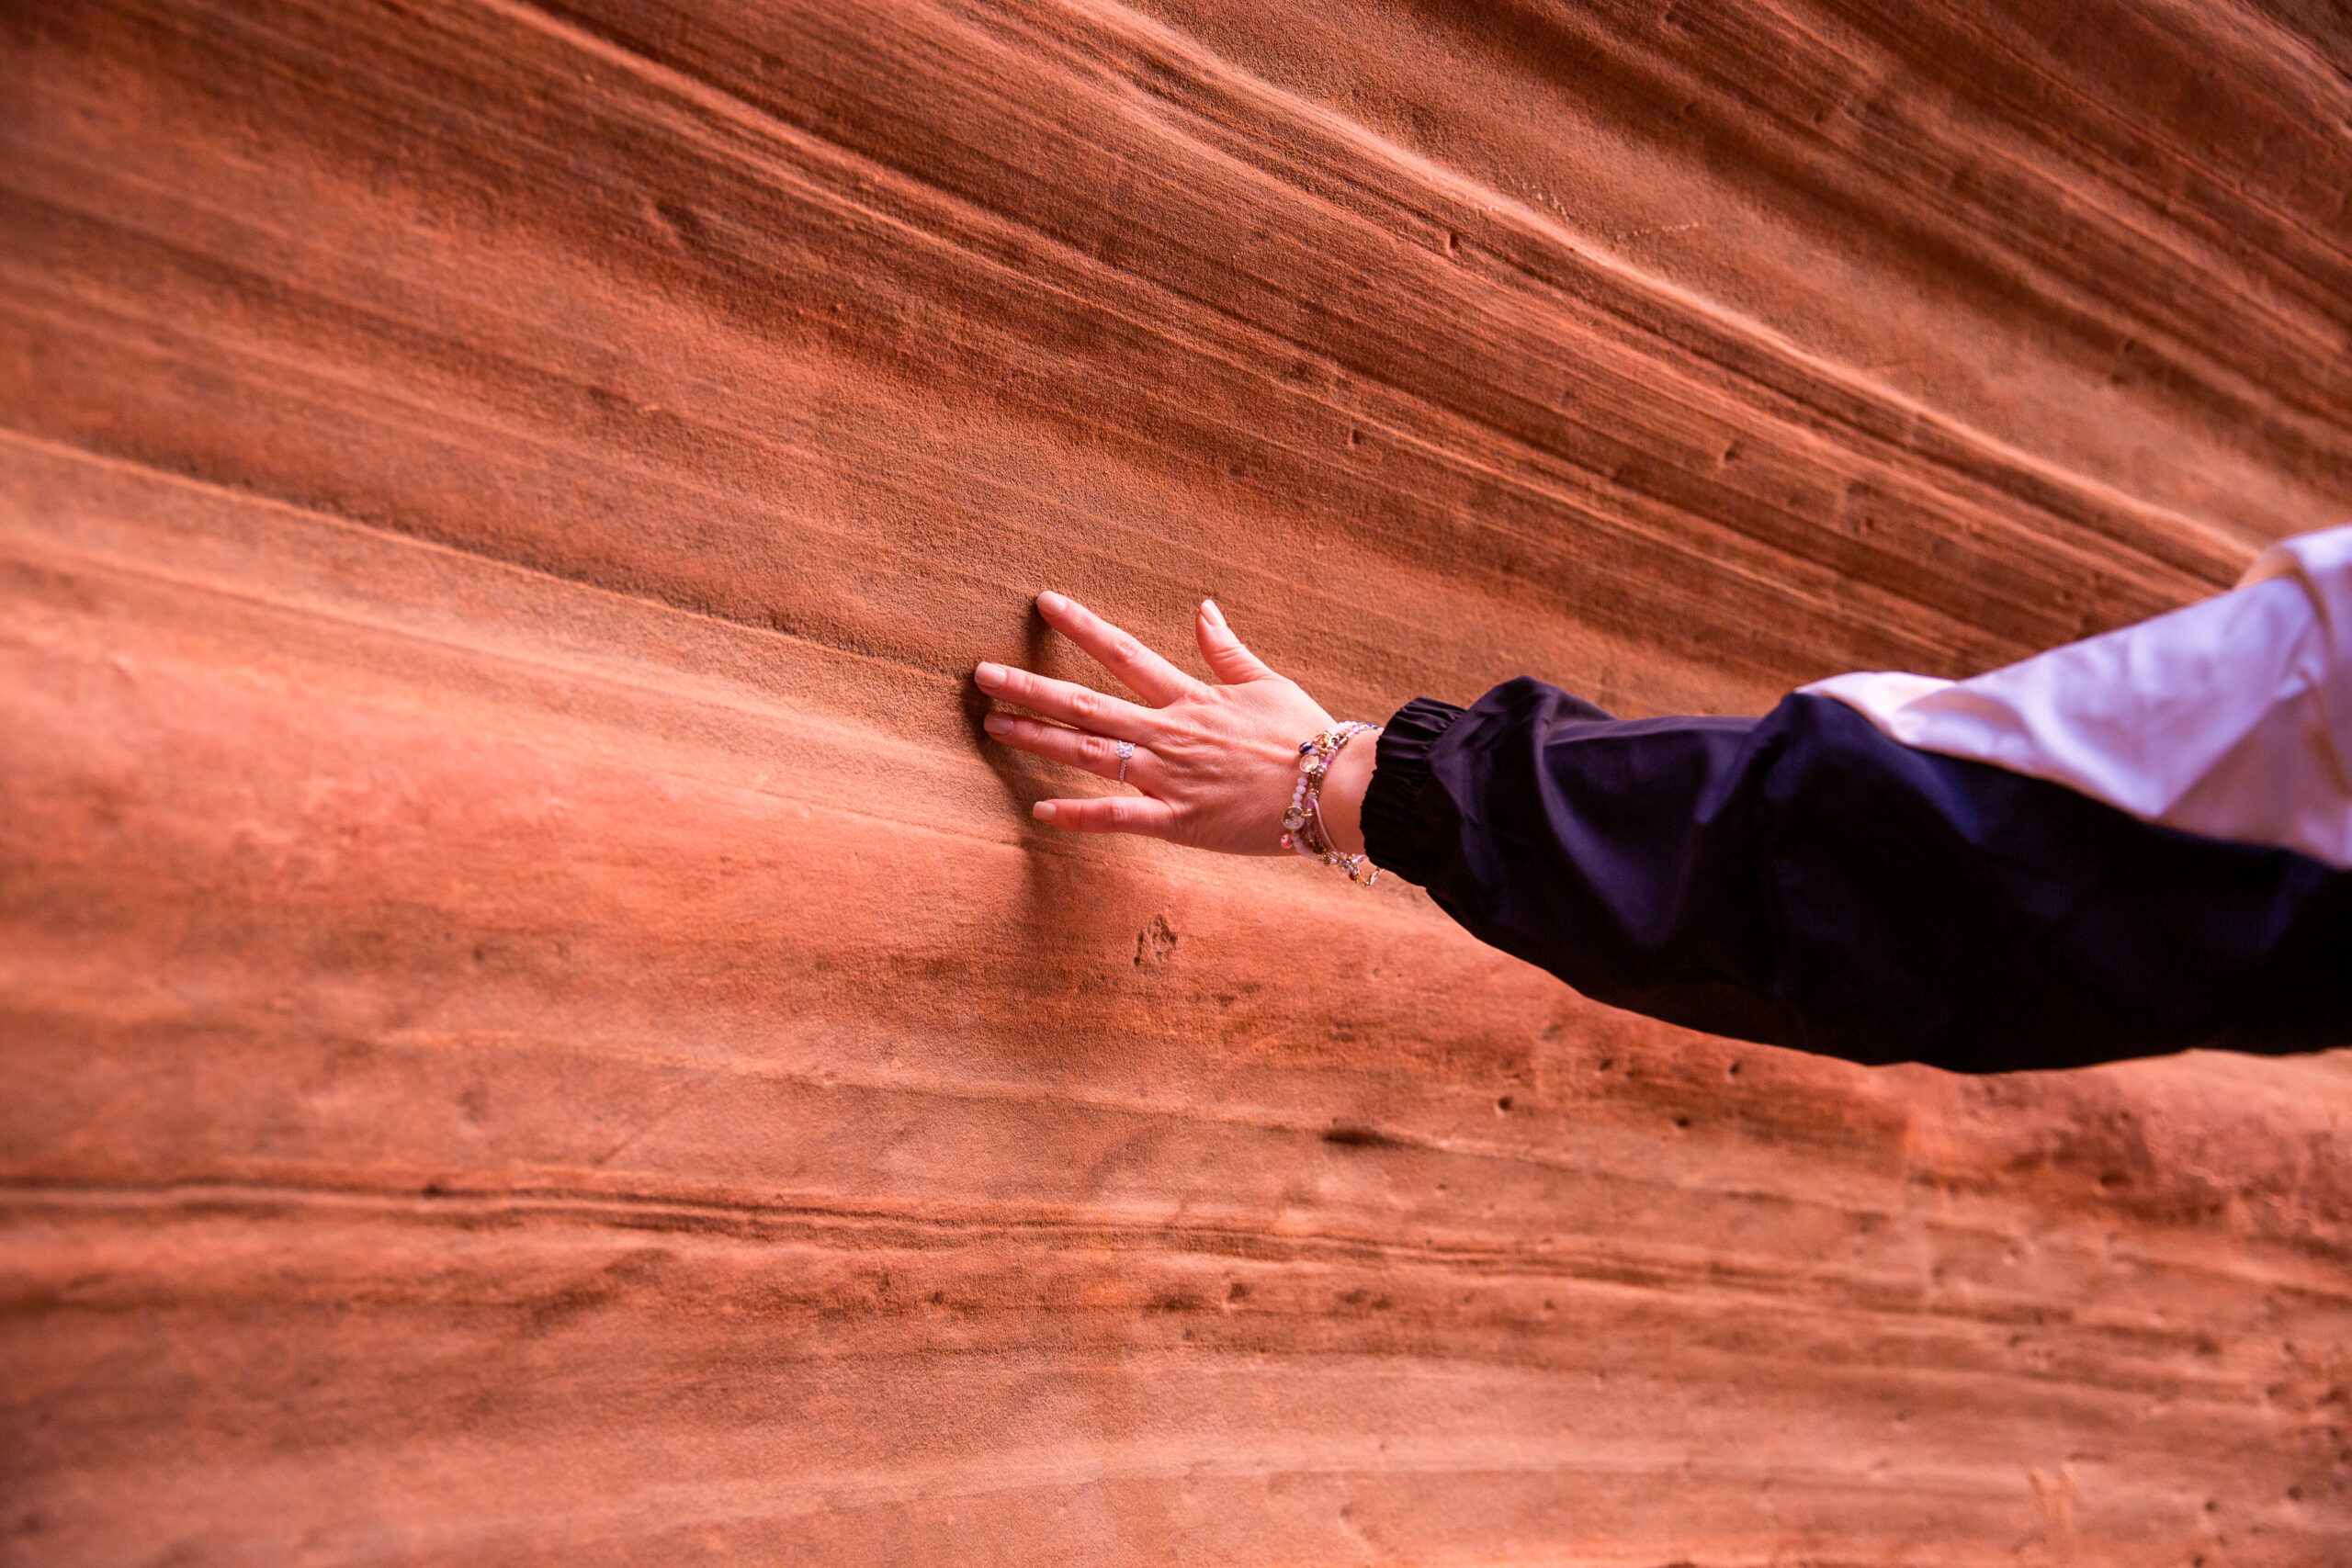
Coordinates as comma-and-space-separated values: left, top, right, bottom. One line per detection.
1802, 523, 2352, 870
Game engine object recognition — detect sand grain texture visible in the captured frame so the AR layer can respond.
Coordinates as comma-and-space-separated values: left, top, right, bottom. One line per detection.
5, 1, 2352, 1562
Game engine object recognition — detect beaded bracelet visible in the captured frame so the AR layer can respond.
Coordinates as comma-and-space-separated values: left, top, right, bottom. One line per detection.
1281, 722, 1382, 886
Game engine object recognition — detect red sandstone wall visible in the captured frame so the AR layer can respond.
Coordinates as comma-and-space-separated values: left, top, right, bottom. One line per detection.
6, 2, 2352, 1562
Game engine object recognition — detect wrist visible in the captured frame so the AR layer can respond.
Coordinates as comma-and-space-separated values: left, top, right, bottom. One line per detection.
1316, 730, 1376, 859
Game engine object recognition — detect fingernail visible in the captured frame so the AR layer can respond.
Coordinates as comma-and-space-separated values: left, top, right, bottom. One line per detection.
1037, 590, 1069, 615
974, 661, 1007, 689
1032, 800, 1058, 823
984, 712, 1012, 736
1202, 598, 1227, 627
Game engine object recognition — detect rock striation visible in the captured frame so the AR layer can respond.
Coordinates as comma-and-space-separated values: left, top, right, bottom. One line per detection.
4, 1, 2351, 1562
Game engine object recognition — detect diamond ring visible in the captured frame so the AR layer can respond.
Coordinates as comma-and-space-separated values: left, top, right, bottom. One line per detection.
1114, 739, 1136, 784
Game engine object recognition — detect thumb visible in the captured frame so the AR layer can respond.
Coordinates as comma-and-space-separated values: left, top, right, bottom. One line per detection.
1196, 599, 1274, 683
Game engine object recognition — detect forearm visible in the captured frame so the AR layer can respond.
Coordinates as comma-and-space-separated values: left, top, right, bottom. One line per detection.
983, 515, 2352, 1074
1363, 679, 2352, 1072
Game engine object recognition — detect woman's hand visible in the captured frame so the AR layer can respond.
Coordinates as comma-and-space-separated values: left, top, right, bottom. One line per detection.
976, 592, 1374, 856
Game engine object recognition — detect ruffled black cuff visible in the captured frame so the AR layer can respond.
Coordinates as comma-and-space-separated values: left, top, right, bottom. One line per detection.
1361, 696, 1466, 886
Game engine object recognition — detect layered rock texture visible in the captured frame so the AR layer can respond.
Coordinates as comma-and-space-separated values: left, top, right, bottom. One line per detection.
6, 1, 2352, 1562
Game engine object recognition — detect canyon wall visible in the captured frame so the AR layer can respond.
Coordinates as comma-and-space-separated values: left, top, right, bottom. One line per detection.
6, 1, 2352, 1562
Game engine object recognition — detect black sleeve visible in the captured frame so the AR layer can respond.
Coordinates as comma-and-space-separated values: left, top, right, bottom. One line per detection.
1360, 677, 2352, 1073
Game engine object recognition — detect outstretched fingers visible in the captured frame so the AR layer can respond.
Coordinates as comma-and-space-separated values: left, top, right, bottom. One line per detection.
974, 660, 1159, 740
1036, 592, 1201, 705
984, 712, 1149, 784
1032, 795, 1180, 838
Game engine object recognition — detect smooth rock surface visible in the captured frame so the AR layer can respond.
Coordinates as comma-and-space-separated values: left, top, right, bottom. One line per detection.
4, 1, 2350, 1562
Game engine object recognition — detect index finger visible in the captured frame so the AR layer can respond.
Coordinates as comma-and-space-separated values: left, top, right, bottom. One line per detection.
1038, 592, 1203, 706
